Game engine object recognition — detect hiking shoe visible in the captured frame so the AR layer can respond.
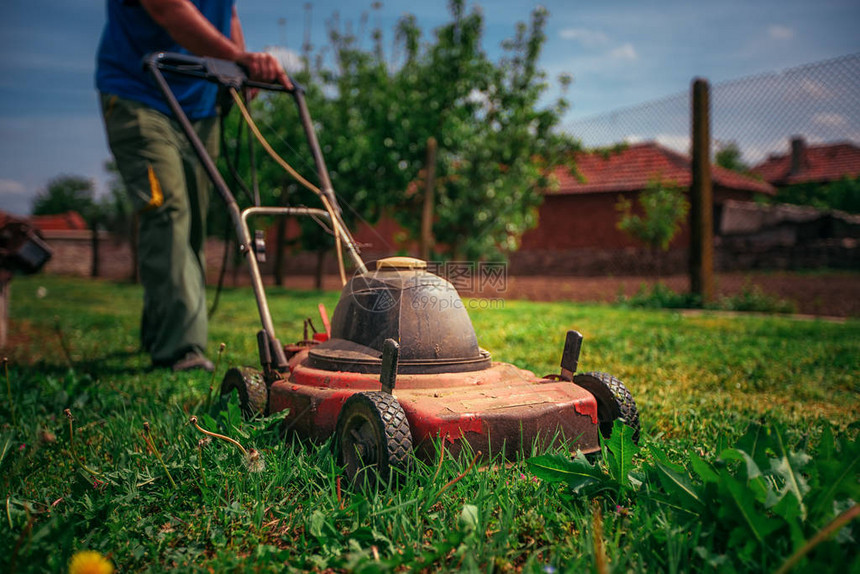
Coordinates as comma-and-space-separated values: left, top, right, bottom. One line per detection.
171, 352, 215, 373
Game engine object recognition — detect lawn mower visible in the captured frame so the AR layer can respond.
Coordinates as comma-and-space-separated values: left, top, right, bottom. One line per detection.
146, 52, 639, 484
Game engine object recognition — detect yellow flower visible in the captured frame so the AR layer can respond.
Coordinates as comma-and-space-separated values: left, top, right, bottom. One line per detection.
68, 550, 114, 574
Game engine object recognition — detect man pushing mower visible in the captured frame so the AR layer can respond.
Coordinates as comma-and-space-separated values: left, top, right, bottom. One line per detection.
96, 0, 292, 372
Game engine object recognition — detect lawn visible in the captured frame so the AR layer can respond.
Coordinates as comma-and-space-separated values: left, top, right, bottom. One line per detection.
1, 275, 858, 572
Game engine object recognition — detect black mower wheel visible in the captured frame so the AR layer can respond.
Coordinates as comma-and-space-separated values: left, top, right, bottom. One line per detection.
574, 371, 640, 444
220, 367, 268, 419
335, 392, 413, 486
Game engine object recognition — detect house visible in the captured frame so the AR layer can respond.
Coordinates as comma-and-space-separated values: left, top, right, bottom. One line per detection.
512, 141, 775, 275
750, 137, 860, 187
719, 139, 860, 271
28, 211, 89, 234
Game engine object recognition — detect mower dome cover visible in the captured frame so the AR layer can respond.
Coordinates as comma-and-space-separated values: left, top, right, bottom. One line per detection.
308, 265, 492, 374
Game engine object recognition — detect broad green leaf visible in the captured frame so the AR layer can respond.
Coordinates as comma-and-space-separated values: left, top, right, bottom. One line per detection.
525, 453, 605, 490
772, 492, 805, 551
690, 451, 719, 484
721, 469, 781, 544
606, 419, 638, 487
721, 448, 780, 507
458, 504, 479, 533
649, 445, 685, 474
818, 424, 835, 460
806, 446, 860, 521
770, 425, 810, 520
653, 460, 703, 510
735, 422, 775, 470
720, 447, 763, 481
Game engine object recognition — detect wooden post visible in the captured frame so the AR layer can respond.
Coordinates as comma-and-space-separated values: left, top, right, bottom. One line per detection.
274, 207, 287, 287
690, 78, 714, 303
131, 213, 140, 283
0, 280, 8, 348
420, 137, 437, 262
90, 220, 100, 278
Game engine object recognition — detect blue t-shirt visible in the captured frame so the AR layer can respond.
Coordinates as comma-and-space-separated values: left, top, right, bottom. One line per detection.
96, 0, 235, 120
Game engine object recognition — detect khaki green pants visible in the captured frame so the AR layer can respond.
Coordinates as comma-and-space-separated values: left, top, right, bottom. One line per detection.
101, 93, 218, 365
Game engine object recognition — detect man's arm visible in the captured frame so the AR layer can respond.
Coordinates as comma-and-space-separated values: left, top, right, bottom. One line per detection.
229, 6, 292, 89
140, 0, 291, 88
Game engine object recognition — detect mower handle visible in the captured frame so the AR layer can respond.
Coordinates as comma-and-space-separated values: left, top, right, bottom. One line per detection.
144, 51, 300, 94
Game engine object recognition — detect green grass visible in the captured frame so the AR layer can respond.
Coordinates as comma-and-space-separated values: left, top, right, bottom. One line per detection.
1, 275, 858, 572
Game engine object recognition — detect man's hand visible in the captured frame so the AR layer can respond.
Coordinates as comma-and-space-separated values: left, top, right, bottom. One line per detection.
236, 52, 293, 90
140, 0, 293, 91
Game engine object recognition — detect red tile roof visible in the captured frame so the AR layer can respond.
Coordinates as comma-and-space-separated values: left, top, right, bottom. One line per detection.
29, 211, 88, 231
550, 141, 775, 196
750, 141, 860, 186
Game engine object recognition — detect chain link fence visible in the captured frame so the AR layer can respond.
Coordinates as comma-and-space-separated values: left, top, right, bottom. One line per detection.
565, 53, 860, 167
513, 53, 860, 278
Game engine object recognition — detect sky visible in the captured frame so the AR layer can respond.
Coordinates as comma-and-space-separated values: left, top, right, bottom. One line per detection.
1, 0, 858, 216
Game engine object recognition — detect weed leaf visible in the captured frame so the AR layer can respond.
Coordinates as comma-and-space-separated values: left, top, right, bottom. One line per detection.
734, 422, 774, 470
690, 451, 719, 484
653, 460, 703, 509
606, 419, 637, 487
720, 447, 763, 481
770, 426, 810, 520
720, 469, 781, 544
526, 453, 604, 490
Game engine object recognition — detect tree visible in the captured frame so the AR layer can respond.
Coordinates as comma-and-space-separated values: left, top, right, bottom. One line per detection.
616, 179, 690, 276
246, 0, 575, 265
773, 176, 860, 214
715, 141, 748, 173
31, 175, 96, 217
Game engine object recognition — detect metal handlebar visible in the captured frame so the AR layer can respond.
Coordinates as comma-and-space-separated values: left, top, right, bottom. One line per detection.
144, 51, 301, 93
144, 51, 367, 373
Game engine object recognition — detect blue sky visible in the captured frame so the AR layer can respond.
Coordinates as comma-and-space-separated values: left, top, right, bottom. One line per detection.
1, 0, 858, 216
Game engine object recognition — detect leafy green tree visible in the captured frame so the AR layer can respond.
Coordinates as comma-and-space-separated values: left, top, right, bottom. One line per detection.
31, 175, 96, 218
247, 0, 575, 264
773, 176, 860, 214
715, 141, 748, 173
616, 179, 690, 276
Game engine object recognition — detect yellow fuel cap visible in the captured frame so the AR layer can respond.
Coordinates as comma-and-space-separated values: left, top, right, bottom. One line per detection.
376, 256, 427, 270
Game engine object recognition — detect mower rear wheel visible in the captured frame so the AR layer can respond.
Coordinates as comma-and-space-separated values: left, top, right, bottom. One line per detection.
220, 367, 268, 419
574, 371, 640, 444
335, 392, 413, 486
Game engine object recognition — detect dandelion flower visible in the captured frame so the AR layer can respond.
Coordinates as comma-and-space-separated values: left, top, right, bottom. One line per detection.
245, 447, 265, 473
68, 550, 114, 574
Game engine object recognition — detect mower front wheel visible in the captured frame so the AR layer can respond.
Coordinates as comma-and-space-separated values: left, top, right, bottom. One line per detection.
220, 367, 269, 419
574, 371, 640, 444
335, 392, 413, 486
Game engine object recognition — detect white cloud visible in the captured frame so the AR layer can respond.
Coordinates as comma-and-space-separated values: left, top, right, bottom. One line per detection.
559, 28, 609, 48
768, 24, 794, 40
265, 46, 305, 75
812, 112, 846, 127
798, 78, 829, 99
623, 134, 689, 155
608, 43, 638, 61
0, 179, 27, 196
0, 179, 31, 216
656, 134, 690, 154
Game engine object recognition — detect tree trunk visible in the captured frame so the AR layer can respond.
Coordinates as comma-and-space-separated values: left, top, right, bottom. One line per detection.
0, 280, 8, 348
90, 221, 100, 278
274, 215, 287, 287
130, 213, 139, 283
314, 249, 326, 290
420, 137, 437, 261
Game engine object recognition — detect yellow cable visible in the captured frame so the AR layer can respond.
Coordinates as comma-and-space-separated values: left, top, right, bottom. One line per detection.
229, 88, 348, 286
